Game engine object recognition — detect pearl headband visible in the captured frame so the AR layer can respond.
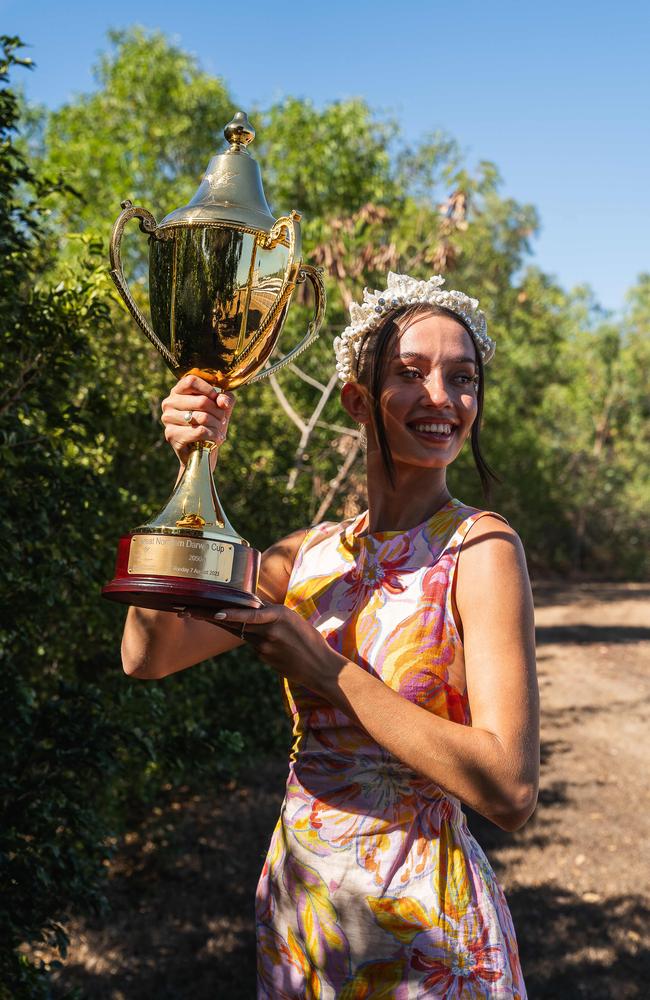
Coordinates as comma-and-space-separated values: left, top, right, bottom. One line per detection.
333, 271, 495, 383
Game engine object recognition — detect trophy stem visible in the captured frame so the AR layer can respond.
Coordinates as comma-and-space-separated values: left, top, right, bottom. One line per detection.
102, 441, 261, 612
138, 442, 245, 543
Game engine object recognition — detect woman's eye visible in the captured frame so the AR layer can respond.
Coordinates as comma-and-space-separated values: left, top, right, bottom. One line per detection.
399, 367, 422, 380
453, 373, 476, 384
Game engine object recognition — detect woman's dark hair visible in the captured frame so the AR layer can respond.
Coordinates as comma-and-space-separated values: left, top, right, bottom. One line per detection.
356, 303, 498, 498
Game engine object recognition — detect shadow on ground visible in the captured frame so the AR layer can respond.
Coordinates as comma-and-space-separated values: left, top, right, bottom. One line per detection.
465, 813, 649, 998
510, 885, 647, 999
532, 582, 650, 608
50, 757, 649, 1000
536, 624, 650, 644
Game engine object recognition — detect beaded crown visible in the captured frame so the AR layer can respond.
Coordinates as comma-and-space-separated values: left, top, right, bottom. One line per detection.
333, 271, 495, 383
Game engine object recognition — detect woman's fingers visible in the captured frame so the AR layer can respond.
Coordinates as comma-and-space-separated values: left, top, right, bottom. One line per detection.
175, 375, 235, 411
184, 603, 275, 641
163, 407, 225, 428
214, 390, 235, 412
174, 373, 226, 398
163, 393, 220, 421
160, 377, 237, 463
163, 423, 226, 449
212, 604, 275, 630
187, 603, 275, 630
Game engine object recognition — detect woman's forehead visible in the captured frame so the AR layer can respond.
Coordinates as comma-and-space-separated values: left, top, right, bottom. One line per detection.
396, 313, 477, 359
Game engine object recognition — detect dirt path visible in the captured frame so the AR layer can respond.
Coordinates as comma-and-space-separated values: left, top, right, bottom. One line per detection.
51, 583, 650, 999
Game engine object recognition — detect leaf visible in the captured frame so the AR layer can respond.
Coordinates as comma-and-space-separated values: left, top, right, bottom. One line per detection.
436, 820, 471, 922
287, 927, 322, 1000
284, 854, 350, 987
367, 894, 431, 943
338, 958, 407, 999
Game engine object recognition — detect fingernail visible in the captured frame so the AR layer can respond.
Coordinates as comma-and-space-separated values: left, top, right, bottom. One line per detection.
213, 611, 228, 619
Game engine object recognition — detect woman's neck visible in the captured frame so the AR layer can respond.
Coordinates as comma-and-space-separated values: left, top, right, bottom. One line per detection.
365, 458, 451, 533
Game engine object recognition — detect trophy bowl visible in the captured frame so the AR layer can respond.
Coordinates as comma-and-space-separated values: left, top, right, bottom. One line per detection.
102, 112, 326, 613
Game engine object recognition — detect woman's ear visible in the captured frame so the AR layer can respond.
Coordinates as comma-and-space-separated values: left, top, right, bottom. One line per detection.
341, 381, 371, 426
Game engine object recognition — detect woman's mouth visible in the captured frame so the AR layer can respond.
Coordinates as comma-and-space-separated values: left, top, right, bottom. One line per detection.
409, 421, 455, 441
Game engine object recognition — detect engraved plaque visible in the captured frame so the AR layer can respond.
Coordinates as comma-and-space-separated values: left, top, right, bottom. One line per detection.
128, 534, 234, 584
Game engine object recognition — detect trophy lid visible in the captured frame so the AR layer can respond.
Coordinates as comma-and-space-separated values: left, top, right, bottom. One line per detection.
158, 112, 277, 233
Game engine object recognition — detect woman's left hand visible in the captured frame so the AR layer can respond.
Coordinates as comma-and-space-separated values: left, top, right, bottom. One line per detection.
197, 603, 340, 693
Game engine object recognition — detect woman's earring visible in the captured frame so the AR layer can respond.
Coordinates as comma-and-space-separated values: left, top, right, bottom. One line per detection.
358, 424, 367, 453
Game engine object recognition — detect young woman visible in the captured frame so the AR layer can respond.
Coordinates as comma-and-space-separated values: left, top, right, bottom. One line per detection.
122, 272, 539, 998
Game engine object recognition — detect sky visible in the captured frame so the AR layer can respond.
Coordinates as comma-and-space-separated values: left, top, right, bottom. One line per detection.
3, 0, 649, 315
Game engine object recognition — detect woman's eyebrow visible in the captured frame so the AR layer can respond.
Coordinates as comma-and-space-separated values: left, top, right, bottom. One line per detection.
446, 355, 477, 365
392, 351, 477, 366
392, 351, 430, 363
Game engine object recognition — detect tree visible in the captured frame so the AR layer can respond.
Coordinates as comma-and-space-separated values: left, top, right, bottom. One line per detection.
0, 36, 251, 995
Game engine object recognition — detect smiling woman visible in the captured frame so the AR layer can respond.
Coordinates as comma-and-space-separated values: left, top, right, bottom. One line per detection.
351, 299, 496, 497
121, 272, 539, 998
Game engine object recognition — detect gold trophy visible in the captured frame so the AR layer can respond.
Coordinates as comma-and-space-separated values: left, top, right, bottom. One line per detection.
102, 112, 325, 612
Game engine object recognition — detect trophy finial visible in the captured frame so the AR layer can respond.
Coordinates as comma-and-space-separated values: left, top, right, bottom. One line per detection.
158, 110, 274, 231
224, 111, 255, 152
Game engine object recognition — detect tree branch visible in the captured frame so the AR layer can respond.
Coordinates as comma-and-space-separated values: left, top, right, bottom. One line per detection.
286, 370, 339, 491
268, 373, 306, 434
315, 420, 362, 439
312, 436, 363, 524
287, 363, 327, 393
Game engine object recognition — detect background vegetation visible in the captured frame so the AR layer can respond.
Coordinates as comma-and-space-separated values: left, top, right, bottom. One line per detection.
1, 29, 648, 996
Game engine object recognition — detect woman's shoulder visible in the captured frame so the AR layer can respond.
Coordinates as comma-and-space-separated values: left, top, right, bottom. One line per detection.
258, 517, 354, 603
448, 500, 514, 540
424, 499, 510, 554
454, 506, 529, 598
258, 528, 308, 603
454, 502, 519, 543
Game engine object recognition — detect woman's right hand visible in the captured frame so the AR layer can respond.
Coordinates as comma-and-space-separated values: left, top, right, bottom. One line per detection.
161, 374, 236, 469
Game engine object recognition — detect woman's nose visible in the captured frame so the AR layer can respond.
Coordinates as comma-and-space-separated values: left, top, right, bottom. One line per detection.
422, 372, 451, 407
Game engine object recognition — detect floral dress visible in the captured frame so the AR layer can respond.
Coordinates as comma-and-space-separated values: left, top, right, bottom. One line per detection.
256, 499, 527, 998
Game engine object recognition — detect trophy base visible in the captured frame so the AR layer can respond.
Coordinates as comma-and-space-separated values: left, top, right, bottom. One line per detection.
102, 532, 262, 613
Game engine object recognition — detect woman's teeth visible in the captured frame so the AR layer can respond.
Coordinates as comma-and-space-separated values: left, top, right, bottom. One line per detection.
413, 423, 453, 435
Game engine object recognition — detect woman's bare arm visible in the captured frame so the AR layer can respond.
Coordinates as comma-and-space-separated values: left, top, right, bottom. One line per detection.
121, 529, 306, 679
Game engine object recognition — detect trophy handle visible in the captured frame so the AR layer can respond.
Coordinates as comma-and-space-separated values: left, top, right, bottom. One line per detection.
249, 263, 326, 383
109, 200, 176, 370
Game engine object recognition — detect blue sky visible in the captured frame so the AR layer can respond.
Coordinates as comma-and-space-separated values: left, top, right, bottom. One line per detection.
3, 0, 648, 314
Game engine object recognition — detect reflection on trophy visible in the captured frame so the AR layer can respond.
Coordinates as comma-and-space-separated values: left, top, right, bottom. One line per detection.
102, 112, 326, 612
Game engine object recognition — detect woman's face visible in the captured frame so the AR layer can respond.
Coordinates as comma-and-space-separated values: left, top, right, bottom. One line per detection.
373, 311, 479, 472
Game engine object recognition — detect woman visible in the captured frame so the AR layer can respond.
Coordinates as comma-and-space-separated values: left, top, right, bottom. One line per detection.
122, 272, 539, 998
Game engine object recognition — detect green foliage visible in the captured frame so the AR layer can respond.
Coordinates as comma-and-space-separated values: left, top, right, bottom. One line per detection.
260, 96, 398, 224
2, 23, 649, 996
0, 36, 266, 993
44, 27, 232, 236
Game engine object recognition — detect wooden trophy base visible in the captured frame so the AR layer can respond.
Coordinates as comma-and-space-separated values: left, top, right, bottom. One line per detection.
102, 532, 262, 613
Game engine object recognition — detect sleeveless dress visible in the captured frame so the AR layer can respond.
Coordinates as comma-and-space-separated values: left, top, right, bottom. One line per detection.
256, 499, 527, 999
